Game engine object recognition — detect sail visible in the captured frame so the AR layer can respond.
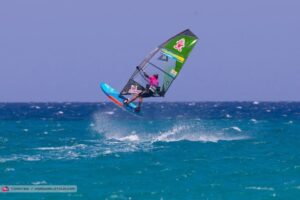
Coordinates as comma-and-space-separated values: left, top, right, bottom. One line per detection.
120, 29, 198, 97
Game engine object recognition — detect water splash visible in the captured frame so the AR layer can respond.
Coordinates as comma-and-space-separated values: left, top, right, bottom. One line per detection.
92, 111, 249, 146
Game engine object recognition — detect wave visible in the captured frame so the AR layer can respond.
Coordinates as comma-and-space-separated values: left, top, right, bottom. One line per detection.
93, 112, 249, 144
35, 144, 87, 151
152, 123, 248, 143
0, 111, 250, 163
117, 134, 140, 142
0, 155, 41, 163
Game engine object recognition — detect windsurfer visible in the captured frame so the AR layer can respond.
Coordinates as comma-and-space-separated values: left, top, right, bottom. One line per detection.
124, 66, 159, 112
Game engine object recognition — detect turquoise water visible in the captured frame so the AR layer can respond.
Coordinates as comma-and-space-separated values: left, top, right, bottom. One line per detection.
0, 102, 300, 199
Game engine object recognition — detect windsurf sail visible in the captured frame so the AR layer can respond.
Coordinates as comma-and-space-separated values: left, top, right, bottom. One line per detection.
120, 29, 198, 97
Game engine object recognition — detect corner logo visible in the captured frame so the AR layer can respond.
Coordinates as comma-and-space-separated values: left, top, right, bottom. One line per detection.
2, 186, 9, 192
173, 38, 185, 52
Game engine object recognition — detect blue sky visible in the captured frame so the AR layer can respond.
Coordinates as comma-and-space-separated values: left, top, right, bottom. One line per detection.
0, 0, 299, 102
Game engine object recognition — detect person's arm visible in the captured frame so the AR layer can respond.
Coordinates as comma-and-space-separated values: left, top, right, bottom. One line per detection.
143, 72, 149, 78
136, 66, 150, 78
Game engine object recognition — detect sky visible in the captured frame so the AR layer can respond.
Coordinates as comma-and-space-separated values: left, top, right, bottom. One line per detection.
0, 0, 300, 102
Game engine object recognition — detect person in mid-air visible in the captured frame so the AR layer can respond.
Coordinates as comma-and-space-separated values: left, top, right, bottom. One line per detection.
124, 66, 159, 112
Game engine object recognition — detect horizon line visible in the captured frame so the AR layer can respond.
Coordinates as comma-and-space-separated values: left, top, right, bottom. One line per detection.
1, 101, 300, 103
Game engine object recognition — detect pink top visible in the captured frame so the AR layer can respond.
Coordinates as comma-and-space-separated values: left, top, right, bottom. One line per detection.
149, 76, 159, 87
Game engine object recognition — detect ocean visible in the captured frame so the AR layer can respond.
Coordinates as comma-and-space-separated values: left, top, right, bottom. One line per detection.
0, 102, 299, 199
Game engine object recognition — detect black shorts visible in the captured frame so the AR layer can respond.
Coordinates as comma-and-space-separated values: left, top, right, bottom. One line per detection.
139, 90, 154, 98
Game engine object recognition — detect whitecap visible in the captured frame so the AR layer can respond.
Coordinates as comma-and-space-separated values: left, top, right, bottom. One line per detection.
89, 123, 95, 127
245, 186, 274, 191
231, 126, 242, 132
23, 155, 41, 161
197, 134, 247, 143
251, 118, 257, 123
118, 134, 140, 142
5, 168, 15, 172
154, 125, 187, 142
153, 125, 248, 143
32, 181, 47, 185
0, 156, 19, 163
226, 114, 232, 118
57, 111, 64, 115
50, 128, 64, 132
103, 149, 112, 154
224, 126, 242, 132
105, 111, 114, 115
35, 144, 87, 151
1, 155, 42, 162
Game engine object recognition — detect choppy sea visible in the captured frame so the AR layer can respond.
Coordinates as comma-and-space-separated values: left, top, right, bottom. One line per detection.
0, 102, 300, 199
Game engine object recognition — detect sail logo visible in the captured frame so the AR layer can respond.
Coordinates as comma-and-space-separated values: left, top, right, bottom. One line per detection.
129, 85, 142, 94
173, 38, 185, 52
170, 69, 178, 77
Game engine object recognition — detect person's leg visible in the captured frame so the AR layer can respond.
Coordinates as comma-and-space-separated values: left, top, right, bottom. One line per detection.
138, 96, 143, 107
128, 94, 139, 104
135, 97, 143, 112
126, 94, 139, 104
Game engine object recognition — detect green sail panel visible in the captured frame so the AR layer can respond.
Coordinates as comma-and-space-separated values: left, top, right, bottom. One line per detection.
120, 29, 198, 97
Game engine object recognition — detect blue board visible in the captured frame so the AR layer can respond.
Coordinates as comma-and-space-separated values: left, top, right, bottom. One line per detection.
100, 83, 142, 116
